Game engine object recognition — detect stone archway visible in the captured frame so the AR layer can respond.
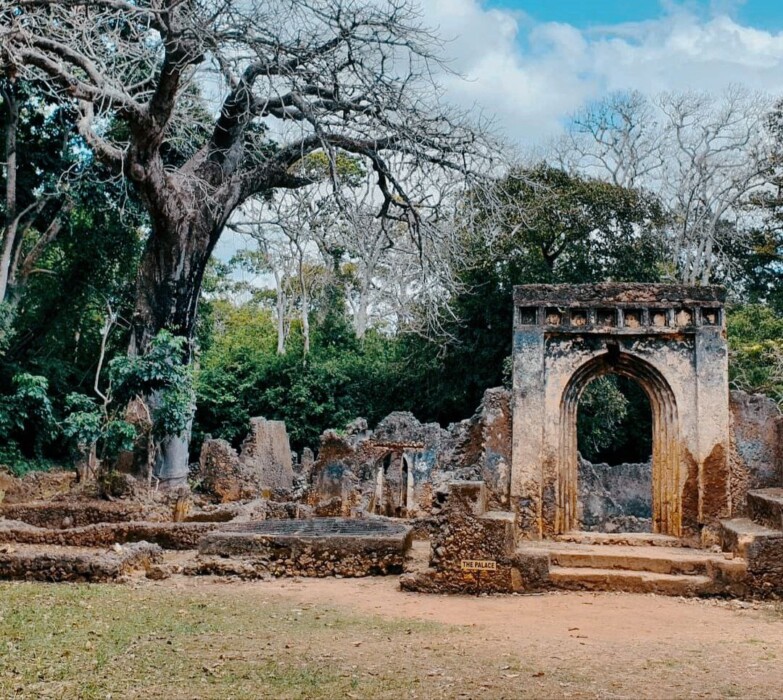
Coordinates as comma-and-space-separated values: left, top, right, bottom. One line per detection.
557, 351, 680, 536
510, 284, 730, 542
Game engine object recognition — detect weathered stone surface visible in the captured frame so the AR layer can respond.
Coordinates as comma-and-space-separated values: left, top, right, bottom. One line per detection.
729, 390, 783, 514
446, 388, 512, 509
747, 489, 783, 531
0, 541, 162, 582
0, 518, 220, 549
113, 396, 153, 479
578, 456, 652, 533
195, 517, 412, 578
240, 417, 294, 491
299, 447, 315, 478
303, 390, 512, 520
197, 439, 257, 502
0, 469, 77, 504
0, 499, 150, 529
514, 283, 726, 306
401, 481, 525, 594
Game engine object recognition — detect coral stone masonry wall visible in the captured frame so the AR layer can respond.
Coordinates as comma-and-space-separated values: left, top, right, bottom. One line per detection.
729, 391, 783, 514
512, 283, 730, 541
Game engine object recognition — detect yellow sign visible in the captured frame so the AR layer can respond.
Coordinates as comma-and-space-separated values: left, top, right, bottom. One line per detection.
460, 560, 497, 571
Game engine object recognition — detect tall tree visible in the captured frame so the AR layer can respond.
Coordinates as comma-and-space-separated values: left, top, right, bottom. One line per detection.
408, 165, 665, 423
553, 88, 771, 285
2, 0, 490, 484
0, 81, 74, 311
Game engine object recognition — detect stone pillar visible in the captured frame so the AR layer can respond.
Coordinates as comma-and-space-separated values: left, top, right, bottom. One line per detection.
694, 325, 731, 531
240, 418, 294, 491
511, 322, 546, 537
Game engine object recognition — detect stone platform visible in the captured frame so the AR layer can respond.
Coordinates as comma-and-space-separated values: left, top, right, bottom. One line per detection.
0, 542, 162, 582
516, 540, 747, 596
196, 517, 413, 578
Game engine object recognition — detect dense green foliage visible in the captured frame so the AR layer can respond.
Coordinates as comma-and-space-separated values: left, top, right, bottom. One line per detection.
194, 301, 408, 453
0, 88, 781, 474
399, 165, 667, 426
728, 304, 783, 405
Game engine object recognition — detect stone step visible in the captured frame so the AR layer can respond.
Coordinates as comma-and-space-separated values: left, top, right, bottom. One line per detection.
549, 566, 713, 596
554, 531, 691, 547
521, 543, 744, 578
720, 518, 783, 558
518, 541, 745, 578
747, 489, 783, 531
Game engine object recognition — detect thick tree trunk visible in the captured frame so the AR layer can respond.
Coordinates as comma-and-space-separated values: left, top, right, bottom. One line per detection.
130, 208, 222, 487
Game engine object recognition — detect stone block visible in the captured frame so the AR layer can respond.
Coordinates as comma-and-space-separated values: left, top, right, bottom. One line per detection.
240, 418, 294, 491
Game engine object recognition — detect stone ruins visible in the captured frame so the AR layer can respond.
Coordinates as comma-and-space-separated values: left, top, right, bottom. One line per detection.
0, 283, 781, 597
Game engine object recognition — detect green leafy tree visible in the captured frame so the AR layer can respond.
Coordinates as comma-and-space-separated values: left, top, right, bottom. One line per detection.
728, 304, 783, 405
403, 165, 666, 425
0, 373, 57, 472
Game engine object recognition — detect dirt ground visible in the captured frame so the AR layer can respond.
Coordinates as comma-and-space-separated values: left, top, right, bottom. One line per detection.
164, 575, 783, 699
2, 574, 782, 699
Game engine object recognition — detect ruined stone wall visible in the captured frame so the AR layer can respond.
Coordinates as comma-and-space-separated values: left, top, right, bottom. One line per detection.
0, 519, 220, 549
729, 390, 783, 515
401, 481, 523, 593
195, 520, 412, 578
0, 500, 155, 529
303, 393, 514, 521
0, 542, 162, 583
512, 283, 730, 540
197, 418, 295, 503
578, 456, 652, 533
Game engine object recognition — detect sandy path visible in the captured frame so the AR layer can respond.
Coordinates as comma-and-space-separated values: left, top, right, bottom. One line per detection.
161, 575, 783, 698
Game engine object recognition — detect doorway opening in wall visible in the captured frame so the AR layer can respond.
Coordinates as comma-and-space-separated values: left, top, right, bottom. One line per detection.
576, 375, 653, 533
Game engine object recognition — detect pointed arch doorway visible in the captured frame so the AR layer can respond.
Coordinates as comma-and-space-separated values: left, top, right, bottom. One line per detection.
558, 350, 681, 536
510, 284, 731, 542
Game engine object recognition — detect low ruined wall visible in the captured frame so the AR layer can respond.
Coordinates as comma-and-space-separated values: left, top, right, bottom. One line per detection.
0, 542, 162, 583
195, 519, 412, 578
0, 469, 76, 504
578, 457, 652, 533
745, 536, 783, 598
0, 520, 219, 549
0, 500, 158, 529
729, 390, 783, 515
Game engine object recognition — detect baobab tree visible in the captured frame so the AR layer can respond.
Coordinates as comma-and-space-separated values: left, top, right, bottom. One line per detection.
1, 0, 492, 483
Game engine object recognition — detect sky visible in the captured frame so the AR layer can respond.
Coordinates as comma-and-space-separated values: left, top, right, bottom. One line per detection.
417, 0, 783, 145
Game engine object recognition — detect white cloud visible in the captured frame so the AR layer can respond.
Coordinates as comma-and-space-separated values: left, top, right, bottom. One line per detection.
419, 1, 783, 146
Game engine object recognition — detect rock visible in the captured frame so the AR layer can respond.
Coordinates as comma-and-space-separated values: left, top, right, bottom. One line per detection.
113, 397, 153, 480
300, 448, 315, 478
344, 418, 369, 436
146, 563, 171, 580
197, 439, 257, 503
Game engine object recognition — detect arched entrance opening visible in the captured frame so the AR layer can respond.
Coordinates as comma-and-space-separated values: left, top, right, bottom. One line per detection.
371, 451, 415, 517
558, 350, 681, 537
576, 374, 653, 532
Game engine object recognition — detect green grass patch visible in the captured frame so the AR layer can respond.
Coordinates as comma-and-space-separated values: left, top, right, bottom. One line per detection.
0, 583, 447, 699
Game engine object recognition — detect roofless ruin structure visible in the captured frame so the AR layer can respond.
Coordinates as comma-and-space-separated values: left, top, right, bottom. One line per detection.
511, 284, 729, 541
